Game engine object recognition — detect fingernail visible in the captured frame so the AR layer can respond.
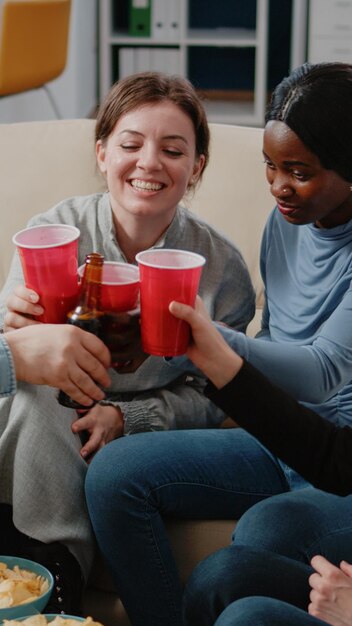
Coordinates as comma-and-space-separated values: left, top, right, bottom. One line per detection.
34, 306, 44, 314
29, 293, 39, 303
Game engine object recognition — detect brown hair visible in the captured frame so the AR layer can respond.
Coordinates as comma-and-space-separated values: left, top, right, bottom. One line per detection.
95, 71, 210, 182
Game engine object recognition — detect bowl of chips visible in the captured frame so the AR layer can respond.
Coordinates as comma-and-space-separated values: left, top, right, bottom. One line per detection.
0, 556, 53, 621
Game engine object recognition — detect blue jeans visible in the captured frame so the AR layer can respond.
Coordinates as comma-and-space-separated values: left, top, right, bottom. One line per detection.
213, 597, 328, 626
85, 428, 291, 625
85, 429, 352, 626
184, 489, 352, 625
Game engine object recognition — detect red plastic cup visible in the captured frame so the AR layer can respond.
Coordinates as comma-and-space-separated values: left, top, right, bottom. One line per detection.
136, 248, 206, 357
78, 261, 140, 312
13, 224, 80, 324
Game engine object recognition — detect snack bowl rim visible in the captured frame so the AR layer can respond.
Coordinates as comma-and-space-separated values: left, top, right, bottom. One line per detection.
1, 615, 85, 624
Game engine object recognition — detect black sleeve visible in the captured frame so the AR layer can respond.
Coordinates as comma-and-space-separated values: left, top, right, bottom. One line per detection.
205, 360, 352, 496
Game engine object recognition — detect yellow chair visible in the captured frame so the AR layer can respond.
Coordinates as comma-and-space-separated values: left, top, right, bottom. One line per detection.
0, 0, 71, 116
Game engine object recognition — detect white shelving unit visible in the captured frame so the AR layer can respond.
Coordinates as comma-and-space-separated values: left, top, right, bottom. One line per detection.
99, 0, 269, 126
290, 0, 308, 70
308, 0, 352, 63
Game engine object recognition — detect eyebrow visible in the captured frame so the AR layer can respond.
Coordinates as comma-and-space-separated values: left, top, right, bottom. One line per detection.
118, 129, 189, 144
263, 152, 311, 168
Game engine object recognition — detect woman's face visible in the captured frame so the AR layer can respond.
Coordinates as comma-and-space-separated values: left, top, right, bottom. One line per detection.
96, 100, 204, 226
263, 121, 352, 228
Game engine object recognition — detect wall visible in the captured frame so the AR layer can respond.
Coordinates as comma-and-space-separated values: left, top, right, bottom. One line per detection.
0, 0, 97, 123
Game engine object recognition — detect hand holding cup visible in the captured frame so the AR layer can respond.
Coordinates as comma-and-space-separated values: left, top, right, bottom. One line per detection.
12, 224, 80, 324
136, 248, 206, 357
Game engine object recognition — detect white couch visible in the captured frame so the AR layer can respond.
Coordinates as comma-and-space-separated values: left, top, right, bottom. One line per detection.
0, 119, 273, 625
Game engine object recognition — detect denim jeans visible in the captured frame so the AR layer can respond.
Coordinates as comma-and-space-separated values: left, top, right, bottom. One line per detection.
184, 489, 352, 625
85, 429, 352, 626
213, 597, 328, 626
85, 428, 295, 626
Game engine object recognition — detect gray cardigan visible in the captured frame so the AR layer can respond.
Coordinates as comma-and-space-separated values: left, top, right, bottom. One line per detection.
0, 192, 255, 432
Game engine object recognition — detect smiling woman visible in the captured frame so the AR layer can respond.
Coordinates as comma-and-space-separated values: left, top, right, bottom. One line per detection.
95, 99, 205, 262
0, 71, 255, 617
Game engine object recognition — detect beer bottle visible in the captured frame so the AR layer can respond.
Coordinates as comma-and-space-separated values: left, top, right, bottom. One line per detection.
57, 252, 105, 409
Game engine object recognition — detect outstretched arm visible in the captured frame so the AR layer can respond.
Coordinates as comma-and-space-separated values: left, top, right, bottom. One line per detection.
169, 297, 352, 496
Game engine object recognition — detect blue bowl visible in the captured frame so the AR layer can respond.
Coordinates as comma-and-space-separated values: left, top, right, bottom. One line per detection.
0, 556, 54, 621
44, 617, 84, 622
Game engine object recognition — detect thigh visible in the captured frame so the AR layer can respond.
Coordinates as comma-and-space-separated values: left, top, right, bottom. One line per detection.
234, 487, 352, 565
214, 597, 327, 626
0, 383, 93, 576
86, 428, 290, 521
183, 544, 313, 625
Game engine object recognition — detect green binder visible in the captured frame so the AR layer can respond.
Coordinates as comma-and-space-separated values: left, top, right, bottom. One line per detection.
129, 0, 152, 37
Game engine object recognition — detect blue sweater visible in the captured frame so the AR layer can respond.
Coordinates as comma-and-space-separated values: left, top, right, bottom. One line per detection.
224, 208, 352, 426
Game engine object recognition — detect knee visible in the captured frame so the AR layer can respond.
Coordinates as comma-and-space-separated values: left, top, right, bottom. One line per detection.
214, 597, 284, 626
85, 432, 174, 516
234, 494, 318, 552
85, 436, 147, 510
85, 438, 128, 497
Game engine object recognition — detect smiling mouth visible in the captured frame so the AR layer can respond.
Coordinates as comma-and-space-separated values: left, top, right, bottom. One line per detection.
277, 202, 300, 215
130, 179, 164, 191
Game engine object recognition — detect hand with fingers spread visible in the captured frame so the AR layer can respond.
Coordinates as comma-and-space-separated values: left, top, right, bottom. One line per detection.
169, 295, 243, 389
308, 555, 352, 626
5, 324, 111, 406
71, 403, 124, 462
4, 285, 44, 331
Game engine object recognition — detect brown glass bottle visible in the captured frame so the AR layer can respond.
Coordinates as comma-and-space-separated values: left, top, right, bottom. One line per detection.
57, 252, 104, 409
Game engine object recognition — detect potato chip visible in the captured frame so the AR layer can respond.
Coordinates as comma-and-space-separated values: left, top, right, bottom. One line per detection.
0, 562, 49, 608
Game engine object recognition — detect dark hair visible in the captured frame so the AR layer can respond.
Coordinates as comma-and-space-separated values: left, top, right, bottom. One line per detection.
95, 71, 209, 183
265, 62, 352, 181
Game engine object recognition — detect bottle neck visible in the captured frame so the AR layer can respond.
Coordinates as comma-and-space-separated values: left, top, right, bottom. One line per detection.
71, 253, 104, 318
79, 263, 103, 312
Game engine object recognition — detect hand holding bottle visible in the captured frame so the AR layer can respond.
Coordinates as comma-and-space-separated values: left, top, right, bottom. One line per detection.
5, 324, 111, 405
58, 252, 105, 409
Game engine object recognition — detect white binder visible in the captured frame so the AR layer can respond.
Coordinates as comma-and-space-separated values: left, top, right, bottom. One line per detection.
119, 47, 136, 78
167, 0, 181, 40
151, 0, 168, 40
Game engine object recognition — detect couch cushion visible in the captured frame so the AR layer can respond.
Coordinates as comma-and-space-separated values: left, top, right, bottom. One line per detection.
0, 119, 106, 286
